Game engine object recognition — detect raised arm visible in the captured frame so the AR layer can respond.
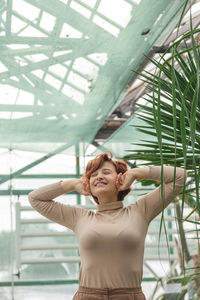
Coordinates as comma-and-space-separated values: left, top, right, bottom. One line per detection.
124, 166, 187, 223
136, 166, 187, 223
28, 179, 89, 231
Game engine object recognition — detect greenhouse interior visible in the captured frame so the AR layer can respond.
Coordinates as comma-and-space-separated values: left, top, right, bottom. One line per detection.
1, 0, 200, 299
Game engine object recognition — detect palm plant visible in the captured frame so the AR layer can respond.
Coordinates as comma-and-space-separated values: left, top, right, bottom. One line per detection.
124, 11, 200, 299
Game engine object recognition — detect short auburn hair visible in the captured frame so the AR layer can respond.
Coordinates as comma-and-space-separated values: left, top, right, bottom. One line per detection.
82, 151, 131, 204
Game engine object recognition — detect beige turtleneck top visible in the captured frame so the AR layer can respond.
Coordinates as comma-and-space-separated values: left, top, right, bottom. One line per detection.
28, 166, 186, 288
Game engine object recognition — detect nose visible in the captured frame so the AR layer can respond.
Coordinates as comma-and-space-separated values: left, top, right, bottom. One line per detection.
95, 171, 104, 180
97, 174, 104, 180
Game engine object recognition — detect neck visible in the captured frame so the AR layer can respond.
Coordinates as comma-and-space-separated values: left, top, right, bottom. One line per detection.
97, 192, 118, 205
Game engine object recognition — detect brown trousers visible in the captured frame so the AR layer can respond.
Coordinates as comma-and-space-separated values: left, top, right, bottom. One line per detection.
72, 286, 146, 300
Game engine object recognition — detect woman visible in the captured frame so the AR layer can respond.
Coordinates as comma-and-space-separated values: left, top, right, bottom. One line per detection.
28, 151, 187, 300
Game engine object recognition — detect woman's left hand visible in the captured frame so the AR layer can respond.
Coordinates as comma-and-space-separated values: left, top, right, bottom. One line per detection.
115, 170, 137, 191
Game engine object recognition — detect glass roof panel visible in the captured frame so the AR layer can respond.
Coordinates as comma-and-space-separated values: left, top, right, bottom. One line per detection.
70, 1, 92, 19
80, 0, 97, 8
0, 0, 189, 154
97, 0, 132, 28
40, 11, 56, 32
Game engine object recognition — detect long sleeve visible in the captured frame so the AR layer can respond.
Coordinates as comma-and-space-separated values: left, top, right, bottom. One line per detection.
28, 181, 88, 231
135, 166, 187, 223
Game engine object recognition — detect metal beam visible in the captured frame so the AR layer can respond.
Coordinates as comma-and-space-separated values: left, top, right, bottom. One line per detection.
91, 5, 200, 146
20, 204, 96, 211
12, 10, 49, 37
91, 50, 155, 146
25, 0, 114, 41
20, 244, 79, 250
0, 36, 88, 45
1, 55, 82, 114
5, 0, 12, 37
0, 104, 74, 113
153, 40, 200, 53
1, 45, 97, 104
143, 261, 160, 280
75, 143, 81, 205
39, 12, 66, 99
0, 142, 74, 185
94, 121, 126, 140
26, 67, 86, 103
164, 10, 200, 45
75, 0, 123, 31
0, 189, 77, 196
0, 279, 79, 286
0, 277, 157, 286
0, 174, 78, 179
0, 45, 69, 56
21, 232, 75, 237
0, 50, 86, 80
4, 77, 80, 112
91, 141, 110, 153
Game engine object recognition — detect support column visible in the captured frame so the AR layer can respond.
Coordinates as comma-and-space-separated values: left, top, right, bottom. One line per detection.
75, 143, 81, 275
75, 143, 81, 206
167, 207, 174, 272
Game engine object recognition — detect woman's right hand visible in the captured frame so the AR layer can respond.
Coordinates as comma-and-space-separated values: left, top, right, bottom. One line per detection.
73, 179, 91, 196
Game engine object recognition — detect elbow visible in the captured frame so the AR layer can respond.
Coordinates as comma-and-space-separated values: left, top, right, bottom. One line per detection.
184, 168, 187, 179
179, 168, 187, 187
182, 168, 187, 181
28, 191, 36, 208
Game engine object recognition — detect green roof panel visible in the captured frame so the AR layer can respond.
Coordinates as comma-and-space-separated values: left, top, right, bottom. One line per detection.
0, 0, 187, 154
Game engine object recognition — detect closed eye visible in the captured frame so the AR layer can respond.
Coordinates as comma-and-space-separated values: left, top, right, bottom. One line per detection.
90, 168, 113, 177
90, 172, 97, 177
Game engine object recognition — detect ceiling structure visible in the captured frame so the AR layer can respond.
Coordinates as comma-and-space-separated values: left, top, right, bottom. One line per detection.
94, 0, 200, 146
0, 0, 198, 157
1, 2, 200, 295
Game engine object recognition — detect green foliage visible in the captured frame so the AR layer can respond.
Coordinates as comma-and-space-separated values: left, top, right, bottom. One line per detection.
124, 6, 200, 298
124, 27, 200, 210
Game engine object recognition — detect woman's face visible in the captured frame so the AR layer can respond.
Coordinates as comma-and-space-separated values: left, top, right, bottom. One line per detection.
89, 161, 118, 198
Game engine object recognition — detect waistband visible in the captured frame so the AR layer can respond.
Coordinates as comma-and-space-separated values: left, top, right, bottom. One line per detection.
77, 286, 142, 295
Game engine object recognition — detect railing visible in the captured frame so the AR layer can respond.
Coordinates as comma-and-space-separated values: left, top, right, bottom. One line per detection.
15, 201, 196, 270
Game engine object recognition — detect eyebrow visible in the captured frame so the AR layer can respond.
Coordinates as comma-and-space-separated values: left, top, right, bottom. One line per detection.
92, 168, 112, 174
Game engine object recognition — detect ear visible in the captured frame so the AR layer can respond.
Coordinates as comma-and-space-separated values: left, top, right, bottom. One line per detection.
82, 179, 91, 195
86, 182, 91, 194
115, 173, 123, 190
86, 182, 92, 195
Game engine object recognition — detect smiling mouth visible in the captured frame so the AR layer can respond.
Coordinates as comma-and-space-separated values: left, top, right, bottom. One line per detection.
95, 182, 107, 187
